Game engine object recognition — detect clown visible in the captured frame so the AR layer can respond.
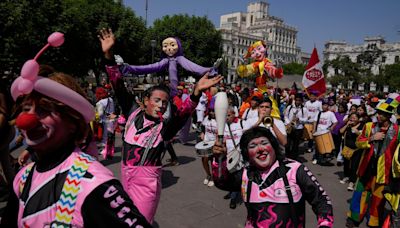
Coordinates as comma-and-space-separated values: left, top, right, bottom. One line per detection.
237, 41, 283, 119
347, 93, 400, 227
99, 28, 221, 97
3, 32, 150, 227
211, 126, 333, 227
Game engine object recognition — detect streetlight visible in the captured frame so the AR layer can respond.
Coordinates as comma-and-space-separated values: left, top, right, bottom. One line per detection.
150, 39, 157, 82
150, 39, 157, 63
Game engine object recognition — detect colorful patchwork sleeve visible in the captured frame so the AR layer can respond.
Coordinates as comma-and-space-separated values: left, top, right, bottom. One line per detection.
393, 141, 400, 178
356, 122, 372, 149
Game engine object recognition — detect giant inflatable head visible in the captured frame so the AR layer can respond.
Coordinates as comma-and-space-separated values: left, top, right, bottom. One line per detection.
162, 37, 183, 57
245, 41, 267, 61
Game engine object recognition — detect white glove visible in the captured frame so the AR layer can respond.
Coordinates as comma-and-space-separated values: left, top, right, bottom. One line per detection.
114, 55, 125, 65
275, 57, 284, 69
213, 58, 223, 68
238, 56, 246, 64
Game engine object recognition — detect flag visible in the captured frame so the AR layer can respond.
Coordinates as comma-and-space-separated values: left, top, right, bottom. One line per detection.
302, 48, 326, 97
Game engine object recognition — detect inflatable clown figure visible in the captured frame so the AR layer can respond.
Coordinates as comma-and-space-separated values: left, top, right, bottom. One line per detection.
99, 28, 222, 98
237, 40, 283, 118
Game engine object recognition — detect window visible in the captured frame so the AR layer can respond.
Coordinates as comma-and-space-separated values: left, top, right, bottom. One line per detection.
227, 17, 237, 22
382, 56, 386, 63
395, 56, 399, 63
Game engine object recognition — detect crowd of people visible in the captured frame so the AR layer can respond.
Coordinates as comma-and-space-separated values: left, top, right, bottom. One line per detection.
0, 30, 400, 228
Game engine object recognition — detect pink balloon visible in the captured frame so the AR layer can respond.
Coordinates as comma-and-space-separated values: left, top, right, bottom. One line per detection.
20, 60, 39, 80
18, 79, 34, 94
48, 32, 64, 47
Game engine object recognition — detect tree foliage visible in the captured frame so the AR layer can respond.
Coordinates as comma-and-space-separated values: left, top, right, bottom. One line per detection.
323, 55, 363, 85
145, 14, 222, 77
0, 0, 146, 80
382, 63, 400, 90
282, 62, 306, 75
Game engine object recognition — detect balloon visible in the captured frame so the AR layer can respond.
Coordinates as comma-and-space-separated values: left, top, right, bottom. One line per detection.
34, 77, 95, 122
18, 78, 34, 94
20, 60, 39, 80
48, 32, 64, 47
214, 92, 228, 142
11, 32, 95, 123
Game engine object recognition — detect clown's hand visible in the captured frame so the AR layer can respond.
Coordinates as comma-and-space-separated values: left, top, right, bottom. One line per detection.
238, 56, 245, 64
114, 55, 125, 65
275, 57, 284, 69
213, 58, 223, 68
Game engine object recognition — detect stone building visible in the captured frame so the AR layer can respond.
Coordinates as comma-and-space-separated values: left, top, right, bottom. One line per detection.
218, 1, 308, 83
324, 36, 400, 77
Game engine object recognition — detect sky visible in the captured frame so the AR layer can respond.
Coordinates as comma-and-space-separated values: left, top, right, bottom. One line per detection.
124, 0, 400, 56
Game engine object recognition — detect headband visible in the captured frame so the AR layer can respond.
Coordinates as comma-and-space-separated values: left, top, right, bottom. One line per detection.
10, 32, 95, 123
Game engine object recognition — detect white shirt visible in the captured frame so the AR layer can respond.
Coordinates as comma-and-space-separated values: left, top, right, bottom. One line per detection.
242, 107, 259, 120
96, 97, 115, 122
196, 93, 208, 111
305, 100, 322, 122
313, 111, 337, 133
284, 105, 308, 129
202, 117, 217, 142
233, 106, 239, 118
245, 117, 287, 138
223, 117, 262, 153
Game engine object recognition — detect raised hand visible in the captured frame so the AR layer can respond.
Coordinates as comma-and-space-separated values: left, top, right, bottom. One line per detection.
194, 72, 223, 96
98, 28, 115, 59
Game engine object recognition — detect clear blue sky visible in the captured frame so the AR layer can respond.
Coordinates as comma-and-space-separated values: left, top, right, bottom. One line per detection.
124, 0, 400, 55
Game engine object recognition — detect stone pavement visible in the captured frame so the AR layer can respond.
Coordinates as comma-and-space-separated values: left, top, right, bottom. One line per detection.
5, 132, 369, 227
99, 133, 364, 228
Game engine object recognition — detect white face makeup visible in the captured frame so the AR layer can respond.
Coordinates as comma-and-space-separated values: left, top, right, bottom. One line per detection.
144, 90, 169, 118
162, 37, 179, 57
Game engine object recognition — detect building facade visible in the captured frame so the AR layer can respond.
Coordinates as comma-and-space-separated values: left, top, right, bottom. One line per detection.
218, 1, 307, 83
324, 36, 400, 77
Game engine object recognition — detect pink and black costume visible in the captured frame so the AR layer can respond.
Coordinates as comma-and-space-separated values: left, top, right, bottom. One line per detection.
105, 63, 200, 223
3, 32, 150, 228
212, 158, 334, 227
3, 146, 151, 227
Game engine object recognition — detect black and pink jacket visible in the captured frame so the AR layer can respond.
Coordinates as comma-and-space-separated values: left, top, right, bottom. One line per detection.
212, 158, 334, 227
105, 64, 199, 166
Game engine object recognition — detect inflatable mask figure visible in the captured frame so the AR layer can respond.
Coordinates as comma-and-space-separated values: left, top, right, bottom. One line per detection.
116, 37, 222, 97
237, 41, 283, 119
237, 41, 283, 91
11, 32, 95, 123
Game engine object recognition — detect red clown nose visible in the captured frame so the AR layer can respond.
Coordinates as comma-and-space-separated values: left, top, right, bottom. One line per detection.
16, 113, 40, 130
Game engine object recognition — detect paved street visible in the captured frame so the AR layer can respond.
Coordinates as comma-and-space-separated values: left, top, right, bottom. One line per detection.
99, 132, 367, 228
5, 131, 369, 227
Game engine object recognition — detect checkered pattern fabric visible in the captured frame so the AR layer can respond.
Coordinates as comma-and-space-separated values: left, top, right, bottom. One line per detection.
376, 93, 400, 114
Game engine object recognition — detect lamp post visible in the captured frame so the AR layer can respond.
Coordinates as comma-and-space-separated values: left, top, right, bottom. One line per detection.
150, 39, 156, 63
150, 39, 157, 82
